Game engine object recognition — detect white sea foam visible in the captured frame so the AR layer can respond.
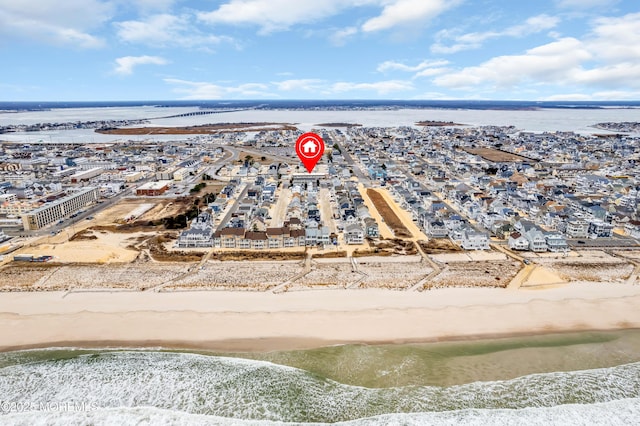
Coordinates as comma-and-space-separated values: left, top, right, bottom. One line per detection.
2, 399, 640, 426
1, 351, 639, 423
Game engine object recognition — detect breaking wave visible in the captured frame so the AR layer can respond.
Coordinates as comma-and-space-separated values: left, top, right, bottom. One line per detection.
1, 351, 639, 424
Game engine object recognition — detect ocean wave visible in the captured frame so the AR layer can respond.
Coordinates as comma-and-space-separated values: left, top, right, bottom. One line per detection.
1, 351, 639, 423
2, 399, 640, 426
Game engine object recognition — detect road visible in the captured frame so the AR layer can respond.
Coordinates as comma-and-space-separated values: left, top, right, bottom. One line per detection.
327, 133, 370, 183
216, 184, 249, 229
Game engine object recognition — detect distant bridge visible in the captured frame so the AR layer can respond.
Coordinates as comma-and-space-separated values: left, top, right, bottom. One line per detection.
153, 108, 254, 120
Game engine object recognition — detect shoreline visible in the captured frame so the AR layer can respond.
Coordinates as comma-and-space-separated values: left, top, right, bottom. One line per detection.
2, 283, 640, 353
4, 327, 640, 354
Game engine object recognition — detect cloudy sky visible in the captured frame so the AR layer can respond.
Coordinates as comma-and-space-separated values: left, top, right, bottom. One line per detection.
0, 0, 638, 101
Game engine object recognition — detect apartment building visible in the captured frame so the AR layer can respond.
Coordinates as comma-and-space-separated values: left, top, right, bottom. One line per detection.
21, 187, 99, 230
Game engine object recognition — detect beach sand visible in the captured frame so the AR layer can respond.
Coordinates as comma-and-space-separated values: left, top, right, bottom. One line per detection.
1, 283, 640, 352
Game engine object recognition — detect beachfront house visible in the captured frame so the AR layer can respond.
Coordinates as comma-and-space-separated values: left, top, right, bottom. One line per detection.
524, 228, 548, 252
176, 212, 215, 248
508, 232, 530, 251
345, 223, 364, 245
566, 219, 589, 238
427, 219, 448, 238
460, 228, 490, 250
363, 217, 379, 238
588, 220, 614, 238
545, 232, 569, 252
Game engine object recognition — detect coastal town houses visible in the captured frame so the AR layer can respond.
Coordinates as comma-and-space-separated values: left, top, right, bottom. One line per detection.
566, 219, 589, 238
508, 232, 530, 250
363, 217, 379, 238
426, 218, 448, 238
459, 228, 490, 250
176, 212, 214, 248
545, 232, 569, 252
345, 223, 365, 244
212, 226, 307, 249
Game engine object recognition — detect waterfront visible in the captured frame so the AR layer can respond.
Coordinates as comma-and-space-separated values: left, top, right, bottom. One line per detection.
2, 330, 640, 424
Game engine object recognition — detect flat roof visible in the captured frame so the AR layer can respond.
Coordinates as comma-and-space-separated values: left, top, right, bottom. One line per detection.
26, 187, 98, 215
137, 180, 172, 190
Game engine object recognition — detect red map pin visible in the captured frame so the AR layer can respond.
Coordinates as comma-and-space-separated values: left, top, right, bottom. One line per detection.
295, 132, 325, 173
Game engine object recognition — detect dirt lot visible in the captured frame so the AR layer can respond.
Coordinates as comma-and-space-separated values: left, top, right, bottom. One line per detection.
427, 260, 521, 289
366, 189, 412, 238
93, 198, 190, 227
464, 147, 531, 163
368, 239, 418, 256
313, 251, 347, 259
209, 251, 306, 261
550, 262, 634, 282
419, 239, 462, 254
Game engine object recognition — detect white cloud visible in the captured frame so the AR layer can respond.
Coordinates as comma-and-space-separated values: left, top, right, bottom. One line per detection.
330, 80, 414, 94
115, 13, 232, 48
433, 13, 640, 95
588, 13, 640, 62
165, 78, 275, 99
198, 0, 375, 34
166, 77, 413, 98
413, 67, 448, 78
114, 56, 168, 75
434, 38, 591, 89
330, 26, 358, 45
573, 64, 640, 89
0, 0, 112, 48
432, 14, 560, 54
199, 0, 458, 35
361, 0, 458, 33
541, 90, 640, 101
273, 79, 325, 91
377, 59, 448, 73
591, 90, 640, 100
556, 0, 617, 9
116, 14, 185, 45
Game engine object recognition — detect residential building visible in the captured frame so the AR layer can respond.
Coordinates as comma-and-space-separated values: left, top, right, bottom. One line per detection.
345, 223, 364, 244
589, 221, 614, 238
460, 228, 490, 250
545, 232, 569, 252
363, 217, 379, 238
22, 187, 99, 230
566, 219, 589, 238
508, 232, 529, 250
524, 228, 548, 252
176, 212, 214, 248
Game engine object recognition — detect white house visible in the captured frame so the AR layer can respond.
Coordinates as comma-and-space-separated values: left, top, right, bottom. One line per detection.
508, 232, 529, 251
345, 223, 364, 245
460, 228, 490, 250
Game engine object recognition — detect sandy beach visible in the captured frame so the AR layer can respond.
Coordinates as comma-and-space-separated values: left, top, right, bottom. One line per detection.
2, 283, 640, 352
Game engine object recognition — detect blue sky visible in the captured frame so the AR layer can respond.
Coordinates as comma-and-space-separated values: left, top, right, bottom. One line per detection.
0, 0, 639, 101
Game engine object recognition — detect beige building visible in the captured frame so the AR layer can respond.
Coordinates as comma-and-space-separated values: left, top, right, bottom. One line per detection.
22, 187, 99, 230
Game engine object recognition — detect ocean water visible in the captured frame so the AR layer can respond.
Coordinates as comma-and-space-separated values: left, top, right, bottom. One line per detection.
1, 331, 640, 425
